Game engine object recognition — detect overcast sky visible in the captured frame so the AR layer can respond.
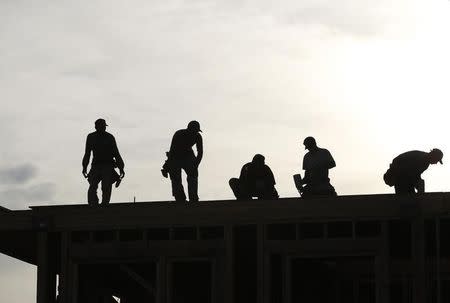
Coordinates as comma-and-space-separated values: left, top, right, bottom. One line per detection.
1, 0, 449, 301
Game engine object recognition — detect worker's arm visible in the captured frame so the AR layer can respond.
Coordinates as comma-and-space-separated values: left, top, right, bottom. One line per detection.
112, 137, 125, 178
195, 134, 203, 166
82, 135, 92, 178
168, 131, 178, 155
239, 164, 249, 182
327, 150, 336, 169
267, 166, 276, 186
302, 155, 311, 184
303, 169, 311, 184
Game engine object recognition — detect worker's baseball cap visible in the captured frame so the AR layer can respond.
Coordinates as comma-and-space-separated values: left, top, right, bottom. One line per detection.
252, 154, 265, 163
303, 136, 316, 149
95, 118, 108, 127
430, 148, 443, 164
187, 120, 202, 132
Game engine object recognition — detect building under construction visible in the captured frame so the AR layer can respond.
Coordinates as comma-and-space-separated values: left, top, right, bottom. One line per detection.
1, 193, 450, 303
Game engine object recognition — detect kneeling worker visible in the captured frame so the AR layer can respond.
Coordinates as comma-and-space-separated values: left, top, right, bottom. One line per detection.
384, 148, 443, 194
297, 136, 337, 198
229, 154, 279, 200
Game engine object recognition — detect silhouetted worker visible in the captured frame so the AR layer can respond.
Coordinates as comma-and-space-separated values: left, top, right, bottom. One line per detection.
82, 119, 125, 205
298, 136, 337, 198
229, 154, 279, 200
384, 149, 443, 194
163, 120, 203, 202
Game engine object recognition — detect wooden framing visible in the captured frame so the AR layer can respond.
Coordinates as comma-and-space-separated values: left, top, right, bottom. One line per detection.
2, 193, 450, 302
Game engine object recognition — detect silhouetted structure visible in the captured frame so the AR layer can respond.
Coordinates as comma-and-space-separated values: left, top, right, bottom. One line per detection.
298, 136, 337, 198
2, 193, 450, 303
229, 154, 279, 200
163, 121, 203, 202
82, 119, 125, 205
384, 149, 443, 194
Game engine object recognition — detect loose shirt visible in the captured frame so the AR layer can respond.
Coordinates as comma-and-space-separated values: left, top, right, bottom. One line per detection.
303, 148, 336, 184
390, 150, 429, 181
169, 129, 203, 161
82, 131, 124, 170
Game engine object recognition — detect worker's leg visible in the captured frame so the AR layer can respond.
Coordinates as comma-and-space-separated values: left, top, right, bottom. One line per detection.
268, 186, 280, 199
169, 166, 186, 202
301, 184, 313, 198
87, 168, 101, 205
185, 161, 199, 202
323, 183, 337, 196
229, 178, 241, 199
394, 181, 415, 194
229, 178, 252, 200
100, 167, 114, 205
302, 183, 336, 198
416, 178, 425, 193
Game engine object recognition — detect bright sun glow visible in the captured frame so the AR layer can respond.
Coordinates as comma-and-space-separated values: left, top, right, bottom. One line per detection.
324, 0, 450, 193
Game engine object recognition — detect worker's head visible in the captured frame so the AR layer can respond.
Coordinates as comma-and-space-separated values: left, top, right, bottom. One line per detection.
429, 148, 443, 165
303, 136, 317, 151
252, 154, 265, 167
95, 118, 107, 132
187, 120, 202, 133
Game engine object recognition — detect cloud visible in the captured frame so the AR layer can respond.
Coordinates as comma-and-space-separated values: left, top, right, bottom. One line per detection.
0, 163, 55, 209
0, 183, 56, 209
0, 164, 37, 185
158, 0, 414, 37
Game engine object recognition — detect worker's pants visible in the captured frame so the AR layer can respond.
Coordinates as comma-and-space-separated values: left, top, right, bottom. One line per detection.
229, 178, 279, 200
170, 160, 199, 202
87, 165, 119, 205
394, 182, 416, 194
302, 182, 337, 198
394, 178, 424, 194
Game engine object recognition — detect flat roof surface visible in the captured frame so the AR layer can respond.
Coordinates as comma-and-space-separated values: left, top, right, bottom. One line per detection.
1, 192, 450, 265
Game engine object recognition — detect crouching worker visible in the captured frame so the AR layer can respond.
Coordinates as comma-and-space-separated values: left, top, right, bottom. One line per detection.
229, 154, 279, 200
384, 148, 443, 194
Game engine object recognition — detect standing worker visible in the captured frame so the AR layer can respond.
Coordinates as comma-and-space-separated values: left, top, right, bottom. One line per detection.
296, 136, 337, 198
82, 118, 125, 205
384, 149, 443, 194
162, 121, 203, 202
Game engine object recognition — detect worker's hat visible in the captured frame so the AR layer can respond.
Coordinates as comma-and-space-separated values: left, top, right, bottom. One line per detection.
187, 120, 202, 132
95, 118, 108, 127
430, 148, 443, 164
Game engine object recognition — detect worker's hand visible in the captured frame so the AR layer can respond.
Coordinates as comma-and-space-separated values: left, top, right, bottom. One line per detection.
120, 169, 125, 179
194, 157, 201, 168
82, 168, 88, 178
